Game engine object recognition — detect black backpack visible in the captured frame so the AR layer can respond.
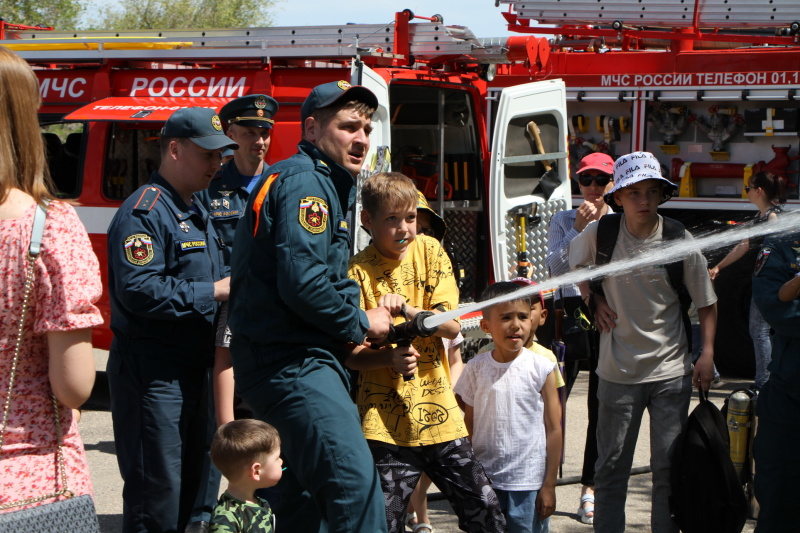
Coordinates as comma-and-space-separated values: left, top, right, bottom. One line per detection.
669, 388, 747, 533
590, 213, 693, 347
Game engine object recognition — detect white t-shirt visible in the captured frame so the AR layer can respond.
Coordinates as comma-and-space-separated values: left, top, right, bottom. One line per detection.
453, 346, 556, 490
568, 214, 717, 384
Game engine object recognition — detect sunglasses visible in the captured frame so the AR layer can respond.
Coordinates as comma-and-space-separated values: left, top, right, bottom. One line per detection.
744, 186, 757, 193
578, 174, 612, 187
574, 307, 592, 331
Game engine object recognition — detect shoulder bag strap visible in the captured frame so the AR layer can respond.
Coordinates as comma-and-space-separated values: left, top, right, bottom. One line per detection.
0, 201, 72, 511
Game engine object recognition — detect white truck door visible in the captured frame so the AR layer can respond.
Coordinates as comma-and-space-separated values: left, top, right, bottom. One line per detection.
350, 62, 391, 253
488, 79, 569, 283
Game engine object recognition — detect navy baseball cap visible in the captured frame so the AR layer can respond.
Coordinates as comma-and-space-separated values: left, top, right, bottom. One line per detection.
161, 107, 239, 151
219, 94, 279, 129
300, 80, 378, 124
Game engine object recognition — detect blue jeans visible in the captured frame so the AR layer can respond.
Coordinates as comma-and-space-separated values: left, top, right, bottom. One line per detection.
594, 375, 692, 533
690, 323, 719, 380
494, 489, 549, 533
750, 298, 772, 389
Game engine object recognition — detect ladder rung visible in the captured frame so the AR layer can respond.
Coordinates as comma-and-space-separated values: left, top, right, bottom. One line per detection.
504, 0, 800, 29
6, 21, 491, 64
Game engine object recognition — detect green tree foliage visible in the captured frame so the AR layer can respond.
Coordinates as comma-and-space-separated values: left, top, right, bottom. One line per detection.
90, 0, 279, 30
0, 0, 84, 30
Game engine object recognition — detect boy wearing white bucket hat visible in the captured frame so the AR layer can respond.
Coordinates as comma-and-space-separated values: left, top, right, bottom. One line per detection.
567, 152, 718, 533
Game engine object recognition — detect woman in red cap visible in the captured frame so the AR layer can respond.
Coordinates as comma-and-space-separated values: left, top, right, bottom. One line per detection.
545, 151, 614, 525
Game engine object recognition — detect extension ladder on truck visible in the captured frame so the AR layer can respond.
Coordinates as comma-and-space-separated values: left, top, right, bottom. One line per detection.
497, 0, 800, 47
2, 12, 515, 67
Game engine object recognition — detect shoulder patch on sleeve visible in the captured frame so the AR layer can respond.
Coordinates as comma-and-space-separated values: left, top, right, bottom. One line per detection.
133, 187, 161, 212
753, 246, 771, 277
124, 233, 155, 265
299, 196, 329, 234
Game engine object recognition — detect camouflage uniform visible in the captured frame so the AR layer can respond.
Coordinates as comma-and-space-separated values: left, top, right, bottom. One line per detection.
209, 492, 275, 533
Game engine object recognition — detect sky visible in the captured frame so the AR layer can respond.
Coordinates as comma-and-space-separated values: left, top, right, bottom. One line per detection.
271, 1, 515, 38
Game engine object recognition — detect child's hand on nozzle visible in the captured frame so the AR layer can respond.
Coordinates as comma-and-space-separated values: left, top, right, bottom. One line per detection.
378, 293, 409, 318
389, 344, 420, 378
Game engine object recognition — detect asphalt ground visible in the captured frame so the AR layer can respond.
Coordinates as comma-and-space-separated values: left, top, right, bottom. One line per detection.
80, 349, 759, 532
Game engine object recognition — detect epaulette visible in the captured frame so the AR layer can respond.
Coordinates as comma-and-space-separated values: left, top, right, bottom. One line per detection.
315, 159, 331, 176
133, 187, 161, 212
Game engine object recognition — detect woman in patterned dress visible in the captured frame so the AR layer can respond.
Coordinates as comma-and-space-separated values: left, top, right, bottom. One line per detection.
0, 45, 104, 511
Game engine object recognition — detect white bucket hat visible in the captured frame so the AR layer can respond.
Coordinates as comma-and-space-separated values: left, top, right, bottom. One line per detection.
604, 151, 677, 209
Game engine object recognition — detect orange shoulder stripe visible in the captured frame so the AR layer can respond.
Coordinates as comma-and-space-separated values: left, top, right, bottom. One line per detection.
252, 173, 280, 236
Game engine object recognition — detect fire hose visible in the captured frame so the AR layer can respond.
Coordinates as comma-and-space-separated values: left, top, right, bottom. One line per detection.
381, 310, 439, 381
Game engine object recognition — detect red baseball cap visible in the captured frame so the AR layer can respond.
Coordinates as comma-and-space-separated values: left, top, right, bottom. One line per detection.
577, 152, 614, 175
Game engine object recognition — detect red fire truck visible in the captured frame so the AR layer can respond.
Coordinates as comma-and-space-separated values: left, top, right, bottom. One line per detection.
492, 0, 800, 375
3, 11, 571, 353
8, 0, 799, 375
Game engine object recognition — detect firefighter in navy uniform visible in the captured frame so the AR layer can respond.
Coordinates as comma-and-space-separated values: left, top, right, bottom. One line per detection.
751, 231, 800, 533
106, 107, 236, 533
198, 93, 279, 255
228, 81, 392, 533
188, 95, 279, 533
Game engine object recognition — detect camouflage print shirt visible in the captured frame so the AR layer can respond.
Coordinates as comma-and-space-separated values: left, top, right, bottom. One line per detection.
209, 492, 275, 533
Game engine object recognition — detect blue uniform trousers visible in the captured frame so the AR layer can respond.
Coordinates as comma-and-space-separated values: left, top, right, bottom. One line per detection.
108, 350, 210, 533
231, 337, 387, 533
754, 374, 800, 533
188, 369, 222, 525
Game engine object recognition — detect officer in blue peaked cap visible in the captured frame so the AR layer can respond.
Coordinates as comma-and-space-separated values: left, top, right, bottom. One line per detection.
220, 94, 279, 129
191, 95, 281, 530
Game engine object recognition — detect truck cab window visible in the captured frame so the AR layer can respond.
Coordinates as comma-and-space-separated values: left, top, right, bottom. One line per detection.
104, 123, 161, 201
40, 121, 85, 199
389, 83, 486, 301
390, 84, 482, 203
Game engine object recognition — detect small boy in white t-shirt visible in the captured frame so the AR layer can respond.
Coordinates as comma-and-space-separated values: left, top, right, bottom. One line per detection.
454, 281, 562, 533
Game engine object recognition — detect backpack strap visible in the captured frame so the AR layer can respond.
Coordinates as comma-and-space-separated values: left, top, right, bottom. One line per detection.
695, 388, 735, 478
693, 402, 735, 472
591, 214, 694, 348
662, 217, 693, 349
589, 213, 622, 297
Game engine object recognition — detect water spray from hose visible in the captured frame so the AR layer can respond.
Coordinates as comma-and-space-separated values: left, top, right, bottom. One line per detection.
424, 210, 800, 330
